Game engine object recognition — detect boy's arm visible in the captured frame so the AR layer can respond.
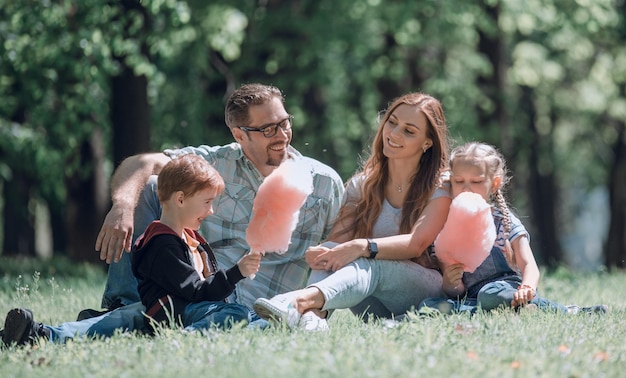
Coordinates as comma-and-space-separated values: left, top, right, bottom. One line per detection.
139, 241, 242, 303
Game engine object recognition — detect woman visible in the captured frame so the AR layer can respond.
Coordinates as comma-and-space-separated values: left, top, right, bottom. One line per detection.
254, 92, 451, 331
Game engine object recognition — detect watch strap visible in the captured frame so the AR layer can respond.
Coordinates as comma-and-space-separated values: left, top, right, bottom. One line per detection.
367, 239, 378, 259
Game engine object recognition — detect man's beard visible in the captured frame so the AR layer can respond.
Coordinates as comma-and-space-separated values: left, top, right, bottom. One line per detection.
266, 146, 288, 166
267, 154, 285, 167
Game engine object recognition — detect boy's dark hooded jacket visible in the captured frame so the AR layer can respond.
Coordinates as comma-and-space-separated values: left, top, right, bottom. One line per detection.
131, 221, 245, 324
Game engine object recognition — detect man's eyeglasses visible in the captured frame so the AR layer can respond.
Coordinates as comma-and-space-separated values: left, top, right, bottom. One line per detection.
238, 115, 293, 138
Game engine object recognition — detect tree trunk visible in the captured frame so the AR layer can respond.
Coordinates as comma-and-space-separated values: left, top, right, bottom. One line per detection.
111, 0, 151, 167
605, 1, 626, 270
521, 86, 562, 268
65, 128, 109, 265
62, 1, 151, 264
476, 1, 509, 151
111, 69, 151, 167
1, 81, 35, 257
1, 174, 36, 256
605, 121, 626, 269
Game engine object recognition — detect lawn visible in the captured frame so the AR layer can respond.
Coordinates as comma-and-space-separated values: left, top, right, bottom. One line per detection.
0, 258, 624, 378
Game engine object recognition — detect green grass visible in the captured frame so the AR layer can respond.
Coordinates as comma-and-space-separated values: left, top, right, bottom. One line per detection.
0, 258, 624, 378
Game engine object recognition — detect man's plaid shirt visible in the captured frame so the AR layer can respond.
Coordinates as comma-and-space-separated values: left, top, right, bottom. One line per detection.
165, 143, 344, 309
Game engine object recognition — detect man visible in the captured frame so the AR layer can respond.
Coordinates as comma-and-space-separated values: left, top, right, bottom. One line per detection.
98, 83, 343, 310
2, 83, 344, 345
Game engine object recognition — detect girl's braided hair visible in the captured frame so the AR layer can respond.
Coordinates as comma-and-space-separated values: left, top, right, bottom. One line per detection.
450, 142, 517, 269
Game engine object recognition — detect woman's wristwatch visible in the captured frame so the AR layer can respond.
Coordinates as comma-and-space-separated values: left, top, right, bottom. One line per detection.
367, 239, 378, 259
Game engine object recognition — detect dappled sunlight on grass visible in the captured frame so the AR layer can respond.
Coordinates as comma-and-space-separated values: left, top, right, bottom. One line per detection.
0, 260, 624, 377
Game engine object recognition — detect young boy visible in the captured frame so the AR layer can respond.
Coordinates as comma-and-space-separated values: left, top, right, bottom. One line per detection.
131, 154, 261, 333
2, 155, 261, 346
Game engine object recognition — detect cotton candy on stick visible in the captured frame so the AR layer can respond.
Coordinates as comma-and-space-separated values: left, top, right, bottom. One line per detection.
434, 192, 496, 273
245, 159, 313, 278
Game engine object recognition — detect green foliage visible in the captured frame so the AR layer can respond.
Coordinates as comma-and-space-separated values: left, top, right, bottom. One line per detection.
1, 0, 625, 263
2, 0, 622, 184
502, 0, 624, 189
0, 266, 624, 377
2, 1, 110, 202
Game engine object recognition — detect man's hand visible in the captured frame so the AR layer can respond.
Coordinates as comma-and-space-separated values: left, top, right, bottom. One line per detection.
95, 205, 135, 264
305, 245, 331, 270
306, 240, 366, 272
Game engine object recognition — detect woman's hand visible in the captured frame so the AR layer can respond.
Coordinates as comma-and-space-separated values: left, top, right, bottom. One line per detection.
305, 239, 368, 271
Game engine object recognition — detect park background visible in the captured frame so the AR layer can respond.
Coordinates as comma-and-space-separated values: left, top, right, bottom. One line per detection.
1, 0, 625, 273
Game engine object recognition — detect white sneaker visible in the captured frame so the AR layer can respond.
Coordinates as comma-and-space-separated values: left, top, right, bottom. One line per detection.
253, 295, 301, 329
566, 305, 580, 315
566, 304, 608, 315
298, 311, 329, 332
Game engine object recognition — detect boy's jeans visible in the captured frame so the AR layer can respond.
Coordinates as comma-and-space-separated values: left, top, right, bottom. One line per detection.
45, 302, 146, 343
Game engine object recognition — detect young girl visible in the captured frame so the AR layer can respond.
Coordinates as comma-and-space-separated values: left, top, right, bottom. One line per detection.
419, 142, 607, 314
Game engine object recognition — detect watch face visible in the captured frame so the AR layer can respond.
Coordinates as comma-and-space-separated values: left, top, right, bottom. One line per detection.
368, 240, 378, 255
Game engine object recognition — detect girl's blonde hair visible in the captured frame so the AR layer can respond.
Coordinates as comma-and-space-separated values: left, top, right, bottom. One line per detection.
450, 142, 516, 268
330, 92, 449, 240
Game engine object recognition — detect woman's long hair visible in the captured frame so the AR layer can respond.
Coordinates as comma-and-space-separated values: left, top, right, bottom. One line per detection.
332, 92, 449, 239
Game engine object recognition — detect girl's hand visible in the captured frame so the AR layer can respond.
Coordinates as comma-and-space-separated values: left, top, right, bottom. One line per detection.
442, 263, 464, 295
238, 252, 262, 277
511, 284, 536, 307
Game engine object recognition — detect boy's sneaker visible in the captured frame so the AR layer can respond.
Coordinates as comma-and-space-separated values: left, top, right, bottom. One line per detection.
76, 298, 125, 321
76, 308, 110, 321
298, 311, 329, 332
2, 308, 50, 347
253, 295, 301, 329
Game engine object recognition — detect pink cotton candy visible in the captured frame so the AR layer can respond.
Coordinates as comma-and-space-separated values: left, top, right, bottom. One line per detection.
246, 159, 313, 254
434, 192, 496, 273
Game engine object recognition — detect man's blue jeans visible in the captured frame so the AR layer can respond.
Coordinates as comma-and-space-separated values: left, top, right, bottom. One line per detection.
101, 176, 161, 308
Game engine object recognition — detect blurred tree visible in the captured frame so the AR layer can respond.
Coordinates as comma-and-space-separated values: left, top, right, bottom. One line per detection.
0, 0, 181, 262
1, 0, 624, 270
111, 0, 151, 167
604, 0, 626, 269
0, 1, 116, 261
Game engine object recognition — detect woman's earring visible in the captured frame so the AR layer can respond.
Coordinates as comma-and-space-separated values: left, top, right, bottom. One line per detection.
423, 146, 428, 153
